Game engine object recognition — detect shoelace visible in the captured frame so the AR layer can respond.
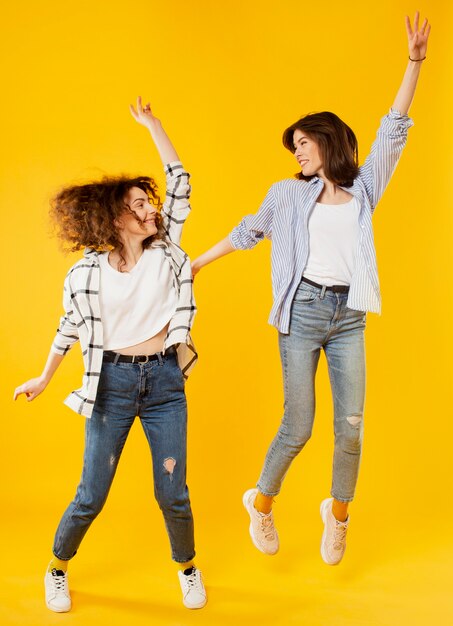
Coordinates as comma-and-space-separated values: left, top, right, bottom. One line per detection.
51, 569, 68, 593
333, 521, 348, 550
183, 570, 203, 593
259, 512, 276, 541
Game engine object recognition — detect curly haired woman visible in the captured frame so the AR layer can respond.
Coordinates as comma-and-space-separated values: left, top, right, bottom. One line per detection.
14, 98, 207, 611
192, 13, 430, 565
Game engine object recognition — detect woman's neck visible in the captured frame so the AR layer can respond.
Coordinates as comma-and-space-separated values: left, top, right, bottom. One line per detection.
317, 176, 352, 205
110, 238, 144, 272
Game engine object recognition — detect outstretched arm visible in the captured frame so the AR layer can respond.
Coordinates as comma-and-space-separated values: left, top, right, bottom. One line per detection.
392, 12, 431, 115
192, 185, 275, 277
130, 97, 179, 164
192, 237, 236, 277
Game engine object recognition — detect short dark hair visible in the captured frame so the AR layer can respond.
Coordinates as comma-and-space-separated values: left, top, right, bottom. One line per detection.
282, 111, 359, 187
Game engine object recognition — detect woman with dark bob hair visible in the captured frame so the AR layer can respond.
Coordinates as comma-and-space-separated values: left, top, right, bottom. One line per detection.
14, 99, 207, 611
192, 13, 430, 564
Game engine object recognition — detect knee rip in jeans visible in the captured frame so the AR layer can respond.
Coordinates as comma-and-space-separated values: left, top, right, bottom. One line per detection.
346, 414, 363, 428
163, 457, 177, 482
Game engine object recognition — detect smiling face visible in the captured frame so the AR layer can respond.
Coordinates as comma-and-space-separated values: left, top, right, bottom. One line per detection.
292, 129, 324, 178
115, 186, 158, 242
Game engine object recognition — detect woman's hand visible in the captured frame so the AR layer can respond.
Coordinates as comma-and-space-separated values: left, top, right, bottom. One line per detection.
14, 376, 48, 402
130, 96, 179, 164
130, 96, 162, 131
406, 11, 431, 61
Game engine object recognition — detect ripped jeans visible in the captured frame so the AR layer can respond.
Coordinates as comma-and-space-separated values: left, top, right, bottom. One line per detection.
53, 349, 195, 563
257, 280, 366, 503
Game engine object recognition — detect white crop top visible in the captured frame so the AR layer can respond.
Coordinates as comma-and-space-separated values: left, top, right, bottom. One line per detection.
98, 248, 178, 351
303, 196, 360, 286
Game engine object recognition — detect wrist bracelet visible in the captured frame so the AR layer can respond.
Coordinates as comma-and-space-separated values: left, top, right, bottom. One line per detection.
409, 55, 426, 62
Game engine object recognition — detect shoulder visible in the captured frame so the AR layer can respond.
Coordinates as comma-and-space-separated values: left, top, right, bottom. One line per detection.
65, 249, 100, 284
271, 177, 316, 201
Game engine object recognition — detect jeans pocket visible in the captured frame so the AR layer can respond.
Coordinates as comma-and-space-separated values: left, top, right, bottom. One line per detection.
293, 288, 318, 304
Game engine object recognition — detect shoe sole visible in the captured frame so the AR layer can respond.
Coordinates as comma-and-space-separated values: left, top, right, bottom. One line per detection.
320, 499, 342, 566
183, 597, 207, 609
45, 600, 71, 613
243, 489, 279, 556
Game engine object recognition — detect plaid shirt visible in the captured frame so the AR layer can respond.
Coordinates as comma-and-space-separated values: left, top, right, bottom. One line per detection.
51, 161, 197, 418
229, 110, 414, 332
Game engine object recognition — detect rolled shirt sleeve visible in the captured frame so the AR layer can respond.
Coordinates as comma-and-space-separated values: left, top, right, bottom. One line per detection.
229, 185, 275, 250
359, 109, 414, 211
51, 276, 80, 355
161, 161, 191, 245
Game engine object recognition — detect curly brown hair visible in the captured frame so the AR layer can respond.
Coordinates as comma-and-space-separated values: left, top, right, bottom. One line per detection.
50, 175, 164, 266
282, 112, 359, 187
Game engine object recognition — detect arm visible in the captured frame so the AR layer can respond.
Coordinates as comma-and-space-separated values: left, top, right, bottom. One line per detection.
392, 12, 431, 115
192, 237, 236, 276
130, 98, 190, 244
192, 185, 275, 276
14, 350, 64, 402
130, 96, 179, 164
359, 13, 430, 210
14, 274, 80, 402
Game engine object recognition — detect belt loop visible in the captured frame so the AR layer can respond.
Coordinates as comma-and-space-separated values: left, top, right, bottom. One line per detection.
157, 352, 163, 366
320, 285, 327, 300
113, 352, 121, 365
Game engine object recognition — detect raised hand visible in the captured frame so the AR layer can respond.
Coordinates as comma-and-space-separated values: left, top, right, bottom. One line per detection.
129, 96, 162, 130
406, 11, 431, 61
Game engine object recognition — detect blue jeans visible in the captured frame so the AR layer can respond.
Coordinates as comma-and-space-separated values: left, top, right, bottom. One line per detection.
257, 280, 366, 503
53, 350, 195, 563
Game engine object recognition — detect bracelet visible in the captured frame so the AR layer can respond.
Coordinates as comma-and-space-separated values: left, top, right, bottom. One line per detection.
409, 55, 426, 62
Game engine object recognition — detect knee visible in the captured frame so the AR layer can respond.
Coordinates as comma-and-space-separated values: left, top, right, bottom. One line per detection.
278, 426, 313, 453
154, 459, 190, 516
155, 489, 191, 518
336, 413, 363, 453
73, 482, 109, 520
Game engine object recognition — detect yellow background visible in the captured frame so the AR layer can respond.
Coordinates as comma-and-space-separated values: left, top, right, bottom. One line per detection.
1, 1, 452, 624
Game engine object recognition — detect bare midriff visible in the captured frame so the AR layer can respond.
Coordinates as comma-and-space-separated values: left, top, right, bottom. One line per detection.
112, 324, 170, 356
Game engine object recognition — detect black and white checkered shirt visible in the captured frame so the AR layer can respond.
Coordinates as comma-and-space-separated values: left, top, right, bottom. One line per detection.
51, 161, 197, 418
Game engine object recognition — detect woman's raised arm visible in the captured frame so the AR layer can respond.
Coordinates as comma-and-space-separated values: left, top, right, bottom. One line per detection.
130, 96, 180, 164
392, 12, 431, 115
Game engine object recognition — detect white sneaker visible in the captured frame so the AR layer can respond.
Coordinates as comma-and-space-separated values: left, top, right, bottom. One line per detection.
320, 498, 349, 565
178, 567, 207, 609
44, 567, 71, 612
243, 488, 279, 555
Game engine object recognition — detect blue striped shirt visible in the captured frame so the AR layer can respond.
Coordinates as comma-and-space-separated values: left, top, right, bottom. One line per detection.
229, 110, 414, 334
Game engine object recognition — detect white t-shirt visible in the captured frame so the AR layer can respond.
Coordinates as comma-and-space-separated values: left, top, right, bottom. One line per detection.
98, 248, 177, 351
303, 196, 360, 286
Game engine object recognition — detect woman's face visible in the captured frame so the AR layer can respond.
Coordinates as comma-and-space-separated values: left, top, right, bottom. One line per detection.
293, 129, 323, 177
116, 186, 158, 240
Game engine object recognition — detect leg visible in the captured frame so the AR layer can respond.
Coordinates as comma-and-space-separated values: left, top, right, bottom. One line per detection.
257, 329, 321, 498
324, 308, 366, 505
52, 409, 135, 559
53, 361, 137, 560
245, 283, 329, 555
319, 306, 366, 566
139, 354, 195, 564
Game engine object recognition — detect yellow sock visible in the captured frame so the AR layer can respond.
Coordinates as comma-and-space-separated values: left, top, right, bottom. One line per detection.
47, 556, 68, 573
177, 560, 195, 572
254, 491, 273, 514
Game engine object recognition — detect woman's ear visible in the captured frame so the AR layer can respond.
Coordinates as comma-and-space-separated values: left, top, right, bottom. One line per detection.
114, 217, 123, 230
